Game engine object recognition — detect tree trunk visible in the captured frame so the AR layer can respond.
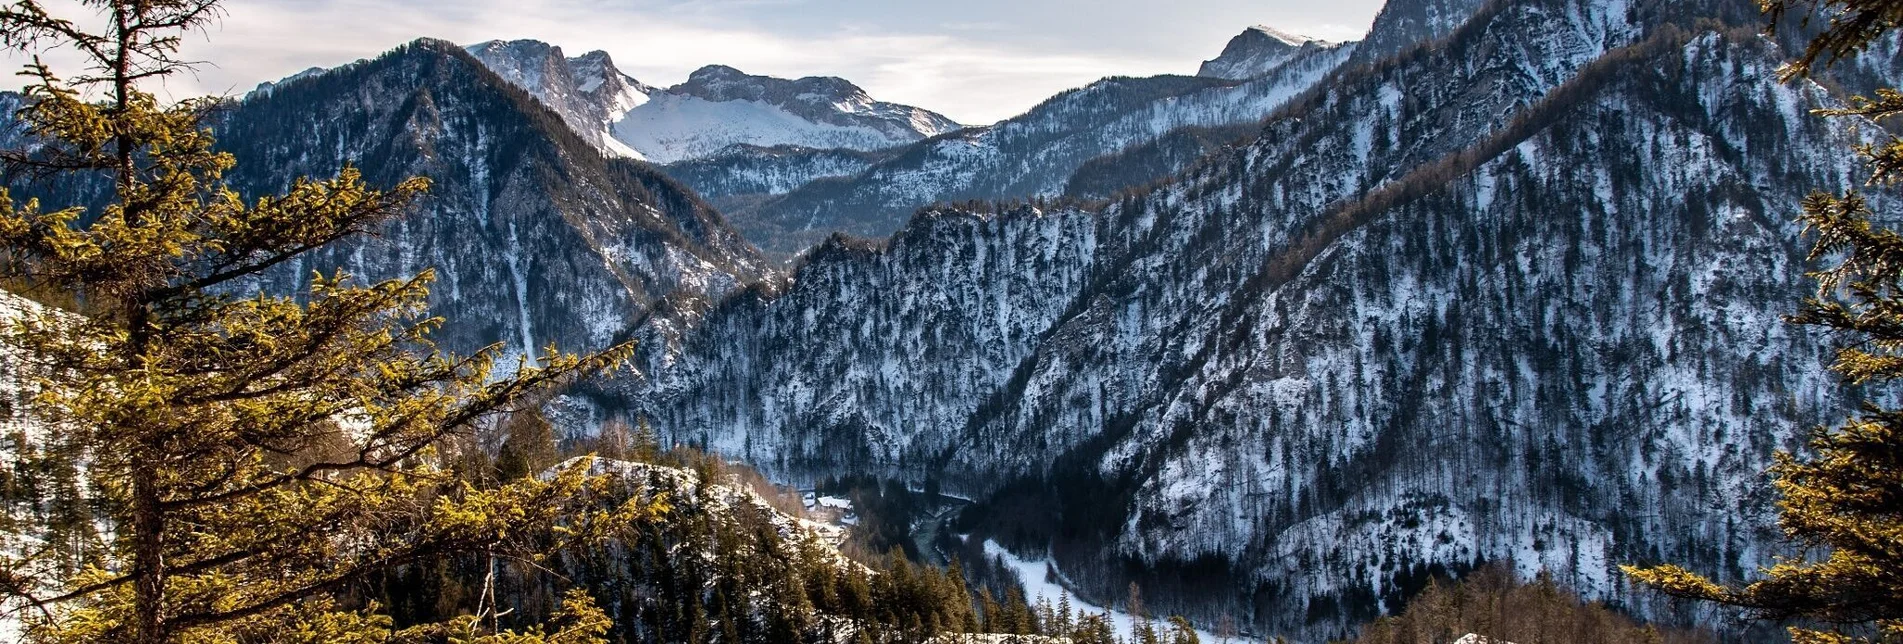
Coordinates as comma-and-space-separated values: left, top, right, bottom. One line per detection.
128, 299, 166, 644
131, 460, 166, 644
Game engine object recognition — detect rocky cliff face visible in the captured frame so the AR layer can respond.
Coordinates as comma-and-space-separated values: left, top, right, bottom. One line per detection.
466, 40, 656, 158
618, 0, 1879, 637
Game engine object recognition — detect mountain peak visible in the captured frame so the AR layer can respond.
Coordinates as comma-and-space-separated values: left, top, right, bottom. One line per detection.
1247, 25, 1320, 47
674, 65, 869, 106
567, 49, 646, 95
467, 38, 564, 63
686, 64, 747, 81
464, 38, 654, 158
571, 49, 615, 65
465, 39, 571, 88
1198, 25, 1332, 80
250, 66, 329, 97
605, 64, 960, 162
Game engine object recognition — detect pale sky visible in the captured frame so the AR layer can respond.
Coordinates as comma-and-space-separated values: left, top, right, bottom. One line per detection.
2, 0, 1388, 124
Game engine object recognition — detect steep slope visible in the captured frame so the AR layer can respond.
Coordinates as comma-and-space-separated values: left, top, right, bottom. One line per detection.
729, 42, 1356, 256
212, 39, 767, 358
1351, 0, 1491, 63
626, 206, 1101, 467
1061, 28, 1859, 634
1199, 26, 1331, 80
466, 40, 655, 158
0, 289, 1059, 643
621, 0, 1871, 637
1059, 121, 1258, 198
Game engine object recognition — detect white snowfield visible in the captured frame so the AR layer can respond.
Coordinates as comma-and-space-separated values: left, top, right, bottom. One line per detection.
983, 540, 1219, 644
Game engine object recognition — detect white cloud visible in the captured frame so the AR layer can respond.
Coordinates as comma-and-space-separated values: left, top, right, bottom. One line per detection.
0, 0, 1384, 124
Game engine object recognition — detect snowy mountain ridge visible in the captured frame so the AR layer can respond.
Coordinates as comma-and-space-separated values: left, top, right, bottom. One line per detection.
466, 39, 655, 158
614, 64, 964, 164
1198, 25, 1335, 80
1251, 26, 1321, 47
459, 42, 964, 163
707, 34, 1358, 255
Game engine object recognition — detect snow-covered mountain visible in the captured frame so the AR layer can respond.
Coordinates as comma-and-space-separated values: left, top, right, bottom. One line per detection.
708, 37, 1356, 256
463, 43, 963, 164
1198, 26, 1332, 80
615, 65, 963, 164
613, 0, 1880, 638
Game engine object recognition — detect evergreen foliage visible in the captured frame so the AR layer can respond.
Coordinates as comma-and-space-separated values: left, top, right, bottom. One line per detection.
0, 2, 654, 642
1342, 565, 1714, 644
1624, 1, 1903, 642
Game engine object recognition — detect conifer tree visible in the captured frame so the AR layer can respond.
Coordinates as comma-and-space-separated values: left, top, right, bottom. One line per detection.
1130, 582, 1161, 644
1167, 615, 1202, 644
631, 416, 662, 464
0, 1, 656, 642
1623, 8, 1903, 641
495, 407, 560, 482
978, 586, 1003, 634
1072, 611, 1118, 644
1056, 591, 1077, 636
1003, 585, 1036, 635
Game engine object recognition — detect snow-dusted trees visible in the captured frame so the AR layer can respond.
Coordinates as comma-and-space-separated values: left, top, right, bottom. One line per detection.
1624, 1, 1903, 641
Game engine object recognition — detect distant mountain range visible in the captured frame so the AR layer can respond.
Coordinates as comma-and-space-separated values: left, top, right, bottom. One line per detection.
464, 40, 962, 164
248, 25, 1384, 258
673, 34, 1357, 255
